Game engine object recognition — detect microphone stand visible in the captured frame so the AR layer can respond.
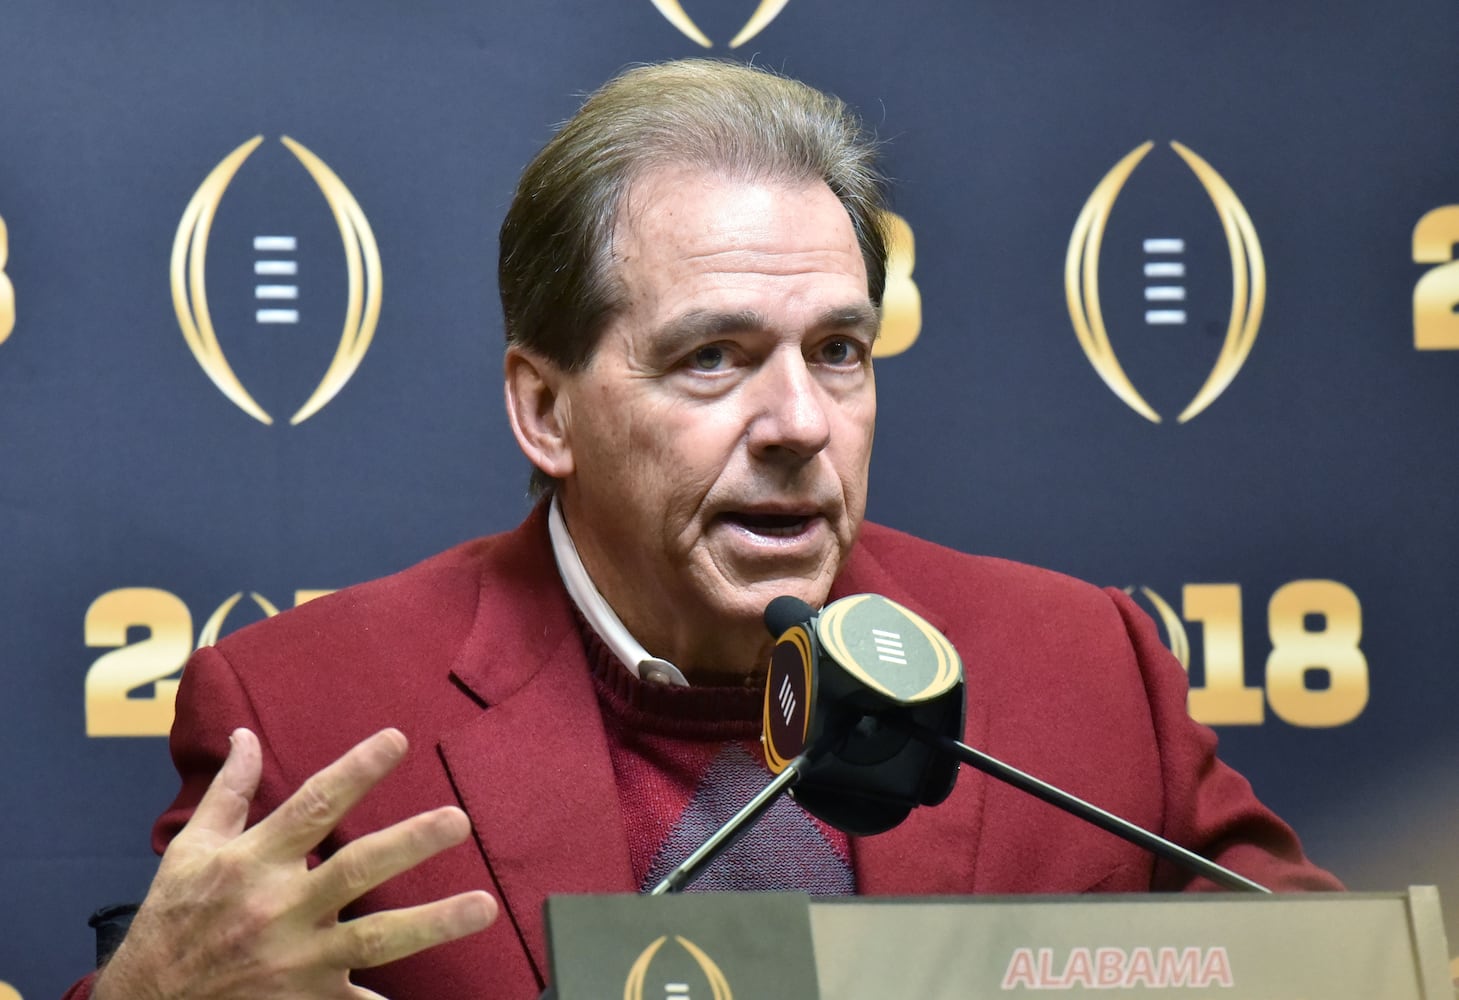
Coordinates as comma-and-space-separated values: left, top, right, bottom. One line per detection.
650, 754, 809, 895
891, 716, 1270, 894
533, 761, 807, 996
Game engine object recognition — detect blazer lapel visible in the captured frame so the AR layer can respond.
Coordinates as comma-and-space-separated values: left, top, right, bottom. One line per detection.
831, 535, 990, 895
437, 509, 636, 981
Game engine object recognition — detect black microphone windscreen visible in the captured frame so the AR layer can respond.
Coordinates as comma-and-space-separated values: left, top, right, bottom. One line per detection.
764, 595, 815, 638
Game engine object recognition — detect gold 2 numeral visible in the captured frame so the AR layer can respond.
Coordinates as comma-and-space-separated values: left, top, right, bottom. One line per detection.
84, 589, 191, 737
84, 588, 332, 737
1413, 205, 1459, 350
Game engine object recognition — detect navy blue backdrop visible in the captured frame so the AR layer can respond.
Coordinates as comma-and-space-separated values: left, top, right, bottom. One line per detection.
2, 2, 1457, 995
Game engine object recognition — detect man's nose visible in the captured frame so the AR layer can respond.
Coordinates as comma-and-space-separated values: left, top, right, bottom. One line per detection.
748, 350, 832, 460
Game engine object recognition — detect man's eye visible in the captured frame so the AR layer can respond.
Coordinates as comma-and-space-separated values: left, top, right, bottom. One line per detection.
689, 345, 727, 371
817, 338, 861, 365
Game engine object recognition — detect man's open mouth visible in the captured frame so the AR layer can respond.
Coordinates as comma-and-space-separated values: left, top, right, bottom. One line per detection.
720, 512, 816, 537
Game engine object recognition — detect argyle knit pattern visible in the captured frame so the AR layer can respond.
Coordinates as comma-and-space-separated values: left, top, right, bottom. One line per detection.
580, 624, 855, 896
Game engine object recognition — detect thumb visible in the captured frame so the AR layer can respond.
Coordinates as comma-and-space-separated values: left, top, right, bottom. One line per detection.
183, 727, 263, 842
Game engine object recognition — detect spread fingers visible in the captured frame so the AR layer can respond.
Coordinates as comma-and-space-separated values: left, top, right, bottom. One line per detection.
242, 729, 410, 862
308, 805, 473, 916
322, 890, 498, 970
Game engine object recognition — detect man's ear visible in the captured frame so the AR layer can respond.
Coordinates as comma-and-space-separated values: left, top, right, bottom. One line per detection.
504, 346, 575, 480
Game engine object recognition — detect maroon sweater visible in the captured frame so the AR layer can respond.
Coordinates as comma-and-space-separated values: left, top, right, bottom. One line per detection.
582, 623, 853, 894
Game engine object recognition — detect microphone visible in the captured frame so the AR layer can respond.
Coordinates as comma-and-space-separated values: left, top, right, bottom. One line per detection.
761, 594, 965, 836
764, 594, 814, 638
762, 594, 1270, 893
651, 591, 1267, 895
649, 591, 963, 892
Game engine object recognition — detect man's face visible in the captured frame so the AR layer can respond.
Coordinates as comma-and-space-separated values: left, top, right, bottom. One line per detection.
552, 167, 878, 680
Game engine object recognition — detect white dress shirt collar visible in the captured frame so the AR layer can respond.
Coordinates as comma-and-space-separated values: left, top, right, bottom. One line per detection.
548, 495, 691, 688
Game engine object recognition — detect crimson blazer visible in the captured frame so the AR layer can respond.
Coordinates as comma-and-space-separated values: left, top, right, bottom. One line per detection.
67, 505, 1338, 999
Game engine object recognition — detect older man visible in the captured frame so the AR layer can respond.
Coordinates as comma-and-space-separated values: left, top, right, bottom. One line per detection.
73, 59, 1337, 1000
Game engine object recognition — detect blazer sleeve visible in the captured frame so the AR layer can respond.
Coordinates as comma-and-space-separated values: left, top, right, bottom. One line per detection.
1106, 588, 1343, 891
150, 644, 290, 853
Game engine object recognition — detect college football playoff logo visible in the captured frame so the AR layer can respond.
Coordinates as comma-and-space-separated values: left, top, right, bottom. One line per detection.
171, 136, 381, 425
625, 935, 733, 1000
0, 213, 13, 345
650, 0, 790, 47
1066, 142, 1264, 423
196, 591, 282, 647
1124, 585, 1190, 669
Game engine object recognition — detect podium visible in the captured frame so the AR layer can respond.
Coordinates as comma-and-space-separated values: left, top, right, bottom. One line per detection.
545, 888, 1452, 998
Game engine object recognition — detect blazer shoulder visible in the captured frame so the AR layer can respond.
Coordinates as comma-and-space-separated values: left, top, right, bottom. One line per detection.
852, 520, 1117, 618
209, 510, 555, 681
216, 538, 484, 649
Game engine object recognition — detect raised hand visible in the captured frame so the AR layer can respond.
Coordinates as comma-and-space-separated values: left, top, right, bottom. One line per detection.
94, 728, 497, 1000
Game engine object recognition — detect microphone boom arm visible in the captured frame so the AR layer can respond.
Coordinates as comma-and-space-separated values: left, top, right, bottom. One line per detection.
894, 718, 1270, 894
650, 754, 809, 895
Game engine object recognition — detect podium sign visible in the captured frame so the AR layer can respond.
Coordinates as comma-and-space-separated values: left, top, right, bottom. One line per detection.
546, 892, 821, 999
547, 889, 1451, 999
811, 889, 1451, 998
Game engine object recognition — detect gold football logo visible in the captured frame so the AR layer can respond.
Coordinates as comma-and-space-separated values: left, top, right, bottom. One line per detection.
650, 0, 790, 47
0, 213, 14, 345
1124, 585, 1190, 669
624, 935, 732, 1000
196, 591, 282, 647
171, 136, 381, 425
1067, 142, 1264, 423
